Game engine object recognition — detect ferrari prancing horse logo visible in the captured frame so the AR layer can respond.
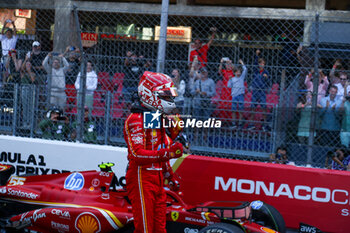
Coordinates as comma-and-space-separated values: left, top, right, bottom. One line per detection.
171, 211, 179, 221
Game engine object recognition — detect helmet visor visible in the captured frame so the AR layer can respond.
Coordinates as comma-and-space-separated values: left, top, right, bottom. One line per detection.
156, 87, 178, 102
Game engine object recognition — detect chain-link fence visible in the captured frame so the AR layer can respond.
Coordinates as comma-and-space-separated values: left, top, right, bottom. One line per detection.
0, 3, 349, 168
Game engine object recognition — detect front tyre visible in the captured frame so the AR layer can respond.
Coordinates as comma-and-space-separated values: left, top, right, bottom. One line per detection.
199, 223, 244, 233
251, 201, 286, 233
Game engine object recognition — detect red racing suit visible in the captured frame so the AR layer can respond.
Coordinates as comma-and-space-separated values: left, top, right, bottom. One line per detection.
124, 111, 182, 233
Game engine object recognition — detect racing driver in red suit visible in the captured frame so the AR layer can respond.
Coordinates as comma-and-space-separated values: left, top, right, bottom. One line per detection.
124, 71, 184, 233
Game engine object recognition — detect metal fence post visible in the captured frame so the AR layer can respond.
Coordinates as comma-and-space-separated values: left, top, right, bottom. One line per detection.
156, 0, 169, 73
30, 86, 36, 138
104, 91, 111, 145
306, 13, 320, 165
12, 84, 19, 136
73, 5, 87, 143
47, 60, 52, 108
274, 69, 286, 152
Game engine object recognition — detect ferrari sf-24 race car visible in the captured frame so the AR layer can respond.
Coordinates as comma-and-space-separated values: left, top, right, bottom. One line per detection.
0, 163, 286, 233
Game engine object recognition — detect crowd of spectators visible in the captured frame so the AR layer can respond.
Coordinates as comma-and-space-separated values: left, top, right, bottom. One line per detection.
1, 18, 350, 171
295, 58, 350, 150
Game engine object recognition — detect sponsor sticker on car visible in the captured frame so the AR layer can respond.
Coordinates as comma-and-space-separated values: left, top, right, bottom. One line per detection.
51, 209, 71, 220
64, 173, 84, 191
250, 200, 264, 210
51, 221, 69, 232
171, 211, 179, 221
75, 212, 101, 233
8, 176, 26, 186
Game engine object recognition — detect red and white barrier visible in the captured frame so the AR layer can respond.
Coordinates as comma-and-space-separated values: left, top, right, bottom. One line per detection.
174, 155, 350, 233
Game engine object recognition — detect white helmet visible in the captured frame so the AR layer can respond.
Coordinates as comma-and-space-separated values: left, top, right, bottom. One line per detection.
138, 71, 178, 114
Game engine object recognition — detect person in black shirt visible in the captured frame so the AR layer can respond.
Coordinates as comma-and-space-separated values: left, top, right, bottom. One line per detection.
25, 41, 47, 113
63, 46, 81, 110
26, 41, 46, 85
122, 51, 143, 104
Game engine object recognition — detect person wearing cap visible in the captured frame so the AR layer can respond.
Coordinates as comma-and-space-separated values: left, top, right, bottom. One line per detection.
25, 41, 46, 84
0, 19, 18, 64
39, 106, 70, 141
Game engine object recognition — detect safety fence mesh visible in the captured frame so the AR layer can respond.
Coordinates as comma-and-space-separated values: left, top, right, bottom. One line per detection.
0, 3, 350, 168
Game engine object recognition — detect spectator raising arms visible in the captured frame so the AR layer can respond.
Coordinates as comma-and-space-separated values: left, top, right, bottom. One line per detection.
25, 41, 46, 84
171, 68, 186, 114
43, 52, 69, 110
75, 61, 98, 112
218, 57, 235, 84
329, 59, 343, 84
227, 59, 247, 129
188, 55, 201, 94
212, 57, 235, 124
317, 85, 342, 147
64, 46, 81, 108
249, 49, 271, 130
189, 27, 216, 68
0, 19, 17, 65
304, 69, 329, 104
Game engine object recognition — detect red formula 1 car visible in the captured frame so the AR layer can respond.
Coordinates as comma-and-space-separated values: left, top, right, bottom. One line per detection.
0, 163, 286, 233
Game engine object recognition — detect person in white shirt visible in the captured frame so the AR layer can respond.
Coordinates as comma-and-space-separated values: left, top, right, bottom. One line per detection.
318, 85, 343, 147
171, 68, 186, 114
43, 52, 69, 109
334, 72, 349, 100
0, 19, 18, 64
227, 59, 247, 128
74, 61, 98, 111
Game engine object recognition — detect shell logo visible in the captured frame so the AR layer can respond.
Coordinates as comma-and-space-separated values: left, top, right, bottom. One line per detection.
75, 212, 101, 233
260, 227, 277, 233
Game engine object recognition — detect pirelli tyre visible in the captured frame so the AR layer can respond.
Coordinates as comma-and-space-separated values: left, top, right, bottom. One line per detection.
250, 201, 286, 233
199, 223, 244, 233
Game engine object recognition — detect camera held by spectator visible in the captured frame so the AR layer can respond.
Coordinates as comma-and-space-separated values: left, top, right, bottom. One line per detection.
269, 146, 289, 164
325, 148, 350, 171
46, 107, 68, 122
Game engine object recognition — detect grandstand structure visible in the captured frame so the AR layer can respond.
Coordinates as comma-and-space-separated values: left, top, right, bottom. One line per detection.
0, 0, 350, 167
